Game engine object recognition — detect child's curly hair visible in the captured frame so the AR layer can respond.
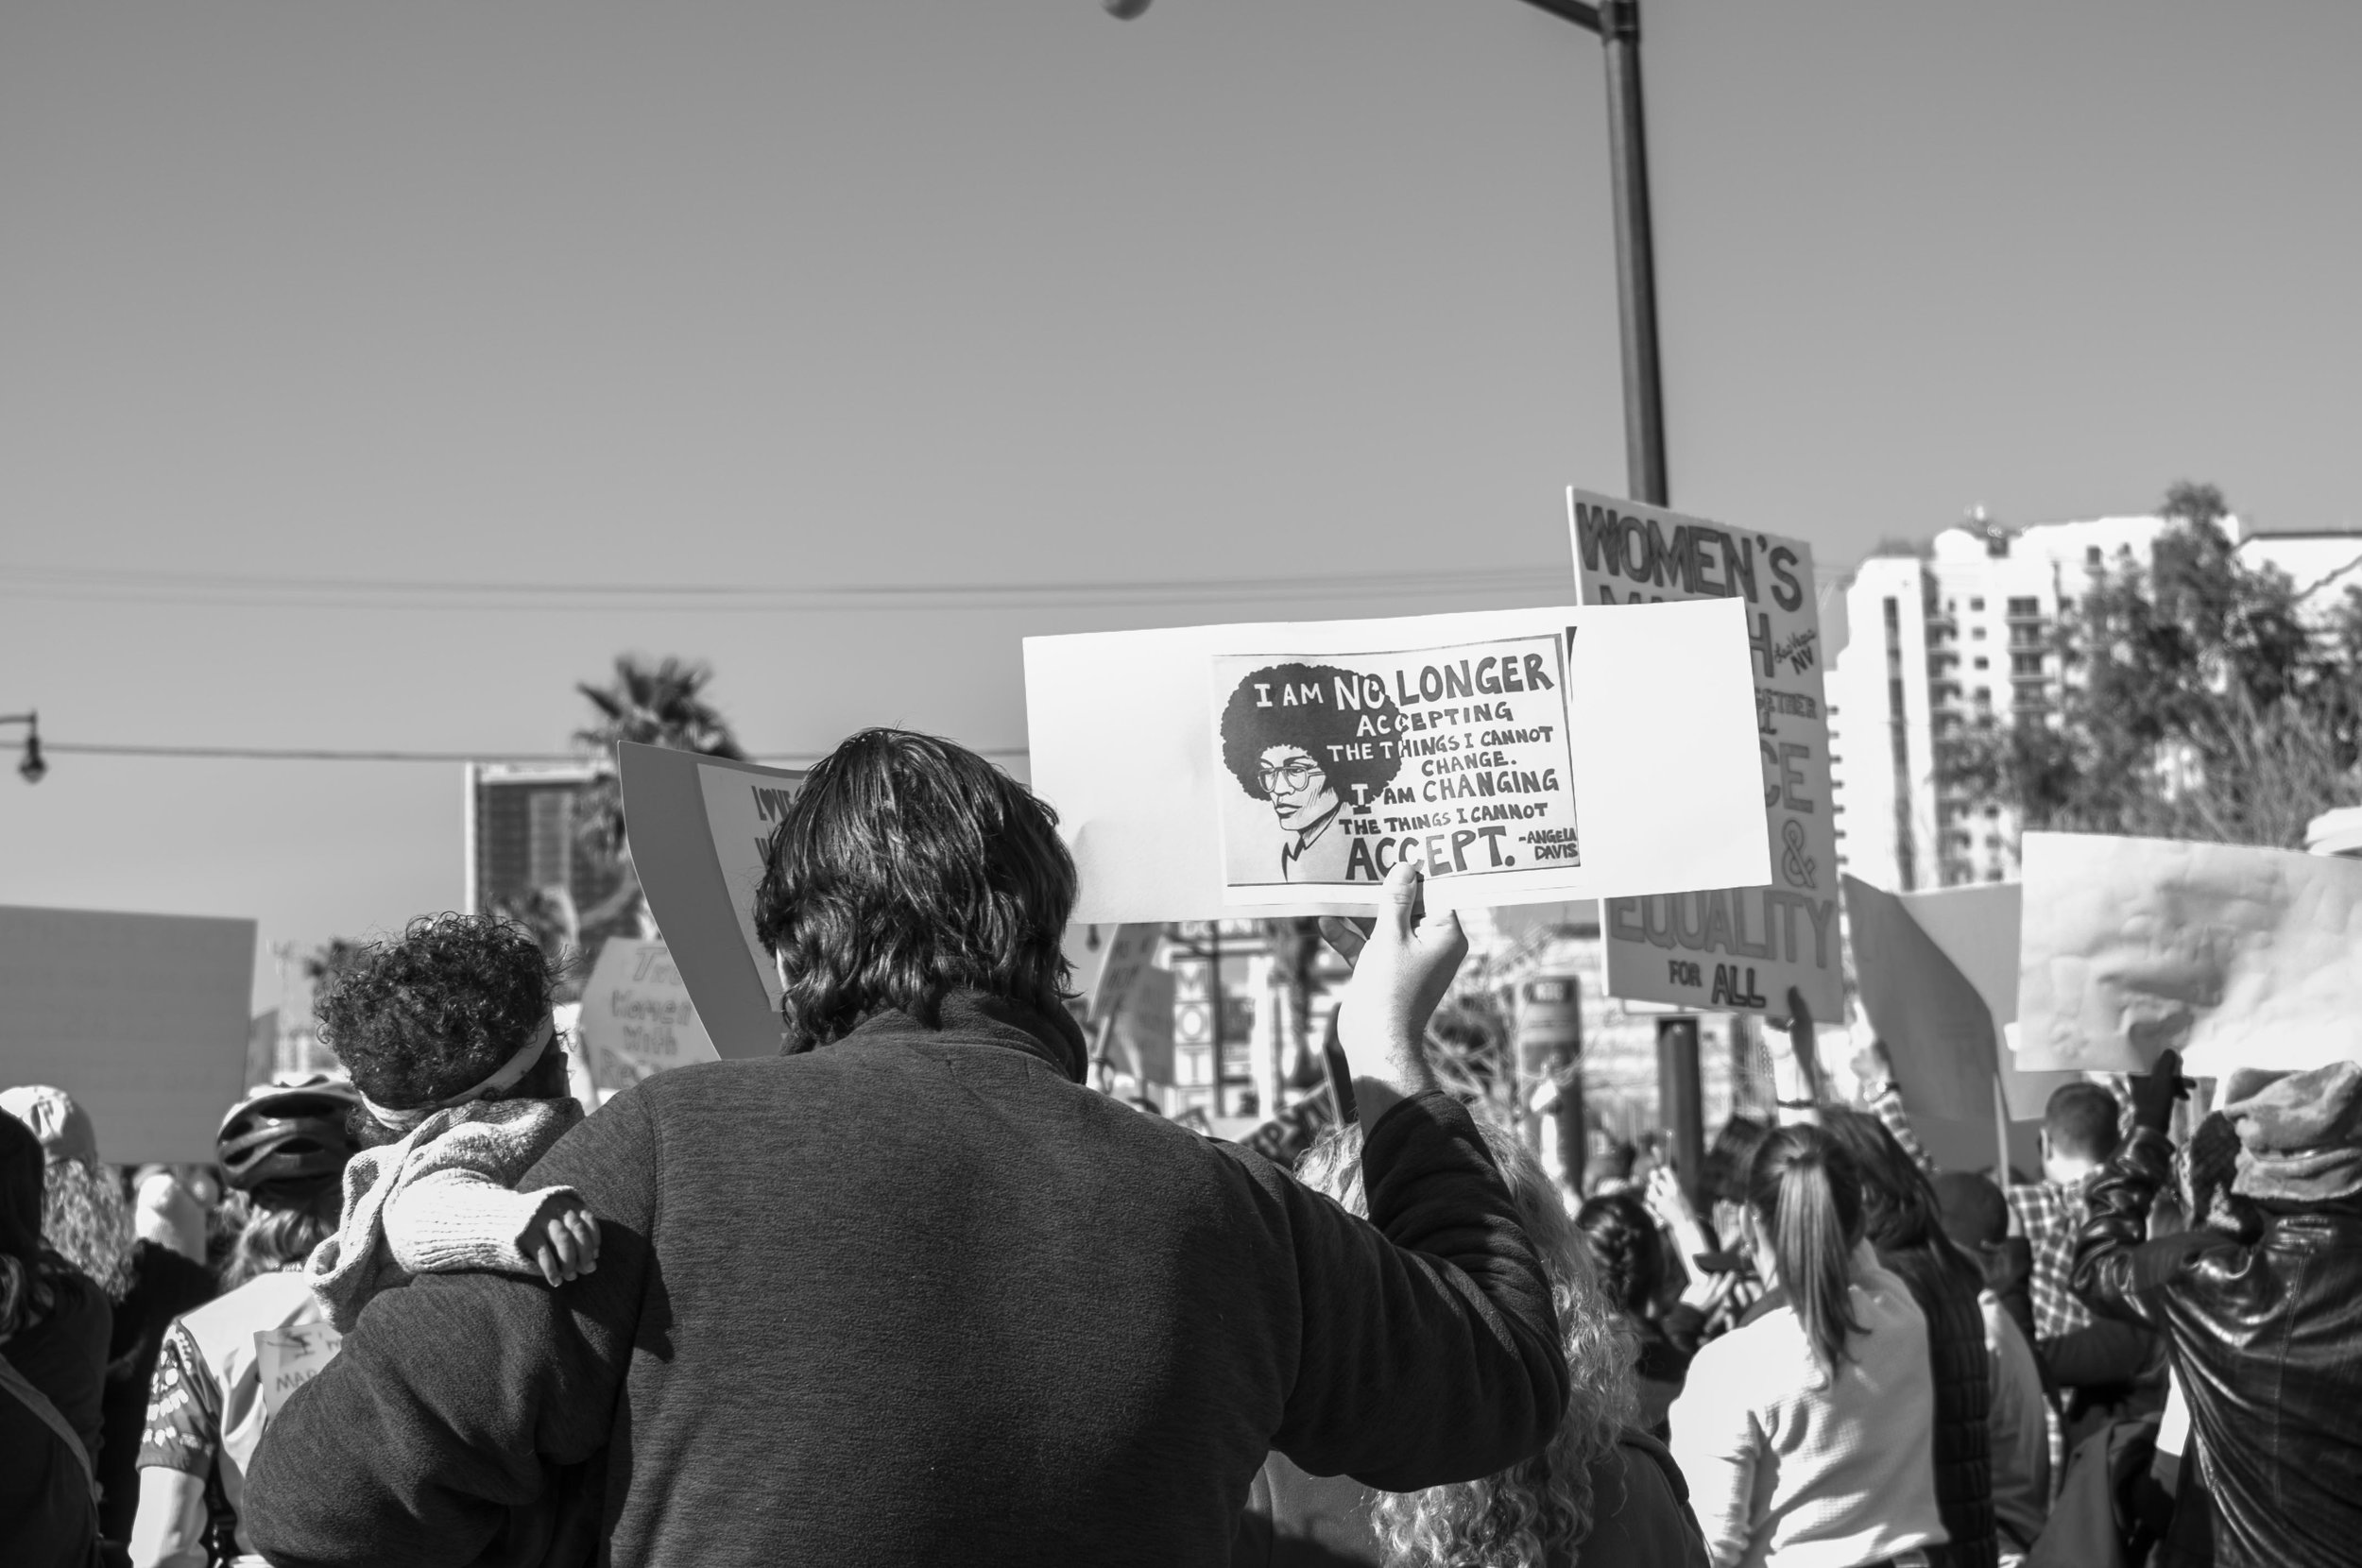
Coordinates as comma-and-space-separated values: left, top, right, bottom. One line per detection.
317, 913, 556, 1121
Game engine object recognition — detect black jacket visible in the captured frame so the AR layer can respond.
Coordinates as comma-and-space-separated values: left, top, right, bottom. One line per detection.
2072, 1127, 2362, 1568
244, 994, 1569, 1567
1877, 1240, 1997, 1568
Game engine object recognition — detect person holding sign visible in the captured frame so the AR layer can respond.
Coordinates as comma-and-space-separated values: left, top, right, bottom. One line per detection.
243, 728, 1570, 1568
2066, 1052, 2362, 1568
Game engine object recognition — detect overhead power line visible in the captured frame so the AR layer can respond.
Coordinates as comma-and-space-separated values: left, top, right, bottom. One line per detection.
1, 556, 1859, 614
0, 562, 1573, 614
44, 741, 1030, 764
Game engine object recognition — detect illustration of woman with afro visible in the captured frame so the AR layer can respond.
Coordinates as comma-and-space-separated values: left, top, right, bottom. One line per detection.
1219, 662, 1405, 884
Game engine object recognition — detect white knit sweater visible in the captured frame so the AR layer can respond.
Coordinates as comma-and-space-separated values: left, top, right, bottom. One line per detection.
1669, 1243, 1947, 1568
304, 1097, 583, 1333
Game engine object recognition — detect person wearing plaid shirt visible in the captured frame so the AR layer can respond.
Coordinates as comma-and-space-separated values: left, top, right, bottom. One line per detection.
1857, 1070, 2125, 1343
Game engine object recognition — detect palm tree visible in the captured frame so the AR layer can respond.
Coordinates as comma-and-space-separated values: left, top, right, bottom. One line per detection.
573, 655, 746, 932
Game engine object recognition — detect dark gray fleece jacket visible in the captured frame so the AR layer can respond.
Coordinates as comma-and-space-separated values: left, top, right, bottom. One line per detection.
245, 993, 1567, 1567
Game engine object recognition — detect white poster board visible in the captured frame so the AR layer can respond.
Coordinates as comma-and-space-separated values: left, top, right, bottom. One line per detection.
0, 906, 256, 1166
619, 744, 806, 1059
577, 938, 720, 1082
2016, 831, 2362, 1075
1572, 490, 1841, 1021
1027, 600, 1769, 923
256, 1322, 342, 1426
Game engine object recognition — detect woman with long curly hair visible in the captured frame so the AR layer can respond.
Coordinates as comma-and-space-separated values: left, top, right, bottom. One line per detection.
1239, 1113, 1709, 1568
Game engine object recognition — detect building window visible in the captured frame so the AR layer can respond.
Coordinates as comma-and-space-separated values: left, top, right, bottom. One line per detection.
2008, 596, 2040, 617
1974, 688, 1993, 707
1969, 597, 1986, 611
1974, 656, 1989, 670
2086, 546, 2103, 565
2011, 653, 2044, 675
526, 791, 575, 891
1972, 626, 1987, 639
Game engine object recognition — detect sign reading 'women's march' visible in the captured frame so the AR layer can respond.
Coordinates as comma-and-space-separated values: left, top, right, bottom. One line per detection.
1027, 599, 1768, 923
1570, 489, 1842, 1022
1210, 636, 1580, 894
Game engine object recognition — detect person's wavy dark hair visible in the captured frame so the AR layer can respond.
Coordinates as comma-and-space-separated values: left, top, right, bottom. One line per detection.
316, 913, 557, 1130
1218, 662, 1403, 806
752, 729, 1076, 1049
1746, 1123, 1867, 1376
1702, 1113, 1771, 1208
1819, 1106, 1984, 1295
1575, 1190, 1667, 1318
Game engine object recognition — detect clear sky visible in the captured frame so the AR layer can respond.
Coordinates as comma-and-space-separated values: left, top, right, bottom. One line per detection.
4, 1, 2356, 1012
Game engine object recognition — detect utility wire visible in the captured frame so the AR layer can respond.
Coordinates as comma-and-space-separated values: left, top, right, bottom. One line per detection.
0, 562, 1571, 613
44, 741, 1029, 764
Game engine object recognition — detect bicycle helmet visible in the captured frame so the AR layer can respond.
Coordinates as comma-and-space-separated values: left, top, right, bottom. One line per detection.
215, 1078, 364, 1193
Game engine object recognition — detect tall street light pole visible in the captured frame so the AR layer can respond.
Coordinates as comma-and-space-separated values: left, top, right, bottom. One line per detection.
1107, 0, 1670, 506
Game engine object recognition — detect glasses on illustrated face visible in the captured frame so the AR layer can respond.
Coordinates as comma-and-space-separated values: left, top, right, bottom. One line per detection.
1258, 758, 1326, 793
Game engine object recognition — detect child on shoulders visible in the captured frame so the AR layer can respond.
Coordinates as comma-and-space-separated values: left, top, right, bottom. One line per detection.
305, 913, 599, 1332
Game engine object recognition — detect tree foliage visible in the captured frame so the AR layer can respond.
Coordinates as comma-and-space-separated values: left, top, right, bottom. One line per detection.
1944, 483, 2362, 849
573, 655, 746, 864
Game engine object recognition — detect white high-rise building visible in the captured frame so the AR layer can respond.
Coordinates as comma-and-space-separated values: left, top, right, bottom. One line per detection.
1825, 512, 2362, 892
1825, 516, 2168, 892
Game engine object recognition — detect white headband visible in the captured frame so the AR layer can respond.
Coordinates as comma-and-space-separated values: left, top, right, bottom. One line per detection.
360, 1017, 556, 1133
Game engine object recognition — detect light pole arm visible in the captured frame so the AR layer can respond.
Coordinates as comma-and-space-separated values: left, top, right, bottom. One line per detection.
1513, 0, 1601, 32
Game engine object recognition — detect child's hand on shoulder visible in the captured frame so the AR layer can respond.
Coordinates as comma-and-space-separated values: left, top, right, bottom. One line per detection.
520, 1193, 601, 1287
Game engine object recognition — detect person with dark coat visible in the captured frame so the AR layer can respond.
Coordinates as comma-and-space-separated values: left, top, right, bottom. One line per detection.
3, 1082, 219, 1547
0, 1108, 111, 1565
1819, 1108, 1997, 1568
2071, 1050, 2362, 1568
243, 729, 1571, 1568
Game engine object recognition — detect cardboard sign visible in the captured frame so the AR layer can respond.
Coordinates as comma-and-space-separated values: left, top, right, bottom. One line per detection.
1887, 881, 2079, 1122
1088, 925, 1165, 1027
577, 938, 720, 1082
2017, 831, 2362, 1075
1572, 490, 1841, 1022
619, 744, 806, 1059
1843, 877, 2000, 1123
255, 1322, 342, 1426
0, 906, 256, 1165
1027, 600, 1768, 923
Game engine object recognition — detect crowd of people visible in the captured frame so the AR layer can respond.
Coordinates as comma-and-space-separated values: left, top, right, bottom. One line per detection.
3, 727, 2357, 1567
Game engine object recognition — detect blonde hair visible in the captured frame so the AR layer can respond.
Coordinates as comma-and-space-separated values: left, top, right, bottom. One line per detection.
1294, 1114, 1639, 1568
40, 1156, 138, 1302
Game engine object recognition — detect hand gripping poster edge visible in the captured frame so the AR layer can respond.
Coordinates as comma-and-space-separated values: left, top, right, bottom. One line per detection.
617, 741, 805, 1060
